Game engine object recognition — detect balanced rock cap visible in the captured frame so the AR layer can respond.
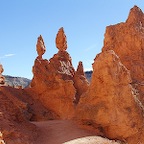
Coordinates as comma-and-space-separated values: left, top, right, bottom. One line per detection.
56, 27, 67, 51
36, 35, 46, 59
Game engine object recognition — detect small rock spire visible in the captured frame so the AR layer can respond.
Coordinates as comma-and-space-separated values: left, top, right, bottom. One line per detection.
76, 61, 84, 75
56, 27, 67, 51
36, 35, 46, 59
0, 64, 5, 85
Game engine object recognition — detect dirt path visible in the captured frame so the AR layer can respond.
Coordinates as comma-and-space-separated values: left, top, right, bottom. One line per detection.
32, 120, 120, 144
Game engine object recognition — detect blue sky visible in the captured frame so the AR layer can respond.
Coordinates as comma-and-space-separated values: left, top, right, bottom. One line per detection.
0, 0, 144, 79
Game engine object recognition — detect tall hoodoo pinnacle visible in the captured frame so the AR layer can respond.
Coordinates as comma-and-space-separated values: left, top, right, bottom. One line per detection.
56, 27, 67, 51
36, 35, 46, 59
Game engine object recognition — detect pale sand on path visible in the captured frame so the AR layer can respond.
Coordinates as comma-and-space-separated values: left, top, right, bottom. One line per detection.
32, 120, 121, 144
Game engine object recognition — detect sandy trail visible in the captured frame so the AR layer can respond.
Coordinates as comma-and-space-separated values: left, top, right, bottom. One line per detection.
32, 120, 120, 144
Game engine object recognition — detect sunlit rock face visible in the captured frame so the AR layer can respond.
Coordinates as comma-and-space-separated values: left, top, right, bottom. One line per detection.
36, 35, 46, 59
102, 5, 144, 108
31, 27, 89, 119
76, 6, 144, 143
56, 27, 67, 51
76, 50, 144, 144
73, 61, 89, 104
0, 64, 5, 85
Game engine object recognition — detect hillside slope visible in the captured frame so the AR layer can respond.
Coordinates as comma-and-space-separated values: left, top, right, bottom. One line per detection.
4, 75, 31, 88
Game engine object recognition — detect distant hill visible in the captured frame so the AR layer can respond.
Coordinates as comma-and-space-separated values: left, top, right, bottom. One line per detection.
3, 71, 92, 88
4, 75, 31, 88
85, 70, 93, 82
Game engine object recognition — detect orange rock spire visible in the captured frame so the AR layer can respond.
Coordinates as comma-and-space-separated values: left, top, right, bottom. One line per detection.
0, 64, 5, 85
56, 27, 67, 51
76, 61, 84, 76
36, 35, 46, 59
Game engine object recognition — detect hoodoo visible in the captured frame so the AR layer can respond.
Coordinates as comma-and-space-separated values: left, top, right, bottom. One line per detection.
0, 64, 5, 85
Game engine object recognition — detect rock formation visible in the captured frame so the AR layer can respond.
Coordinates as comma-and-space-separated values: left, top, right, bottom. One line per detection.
0, 86, 37, 144
4, 75, 31, 88
102, 6, 144, 83
31, 29, 75, 119
76, 61, 85, 75
73, 61, 89, 104
30, 27, 90, 119
0, 64, 5, 85
36, 35, 46, 59
102, 6, 144, 105
2, 5, 144, 144
56, 27, 67, 51
0, 132, 5, 144
76, 50, 144, 143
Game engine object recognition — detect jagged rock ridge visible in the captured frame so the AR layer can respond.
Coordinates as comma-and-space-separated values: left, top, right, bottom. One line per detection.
76, 5, 144, 144
76, 50, 144, 143
102, 5, 144, 107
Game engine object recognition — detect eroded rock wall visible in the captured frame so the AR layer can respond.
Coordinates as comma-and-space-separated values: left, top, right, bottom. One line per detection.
102, 6, 144, 105
76, 50, 144, 143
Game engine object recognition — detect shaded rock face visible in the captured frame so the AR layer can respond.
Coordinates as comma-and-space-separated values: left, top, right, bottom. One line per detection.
102, 5, 144, 109
0, 64, 5, 85
31, 27, 89, 119
76, 50, 144, 143
0, 86, 37, 144
0, 83, 60, 143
